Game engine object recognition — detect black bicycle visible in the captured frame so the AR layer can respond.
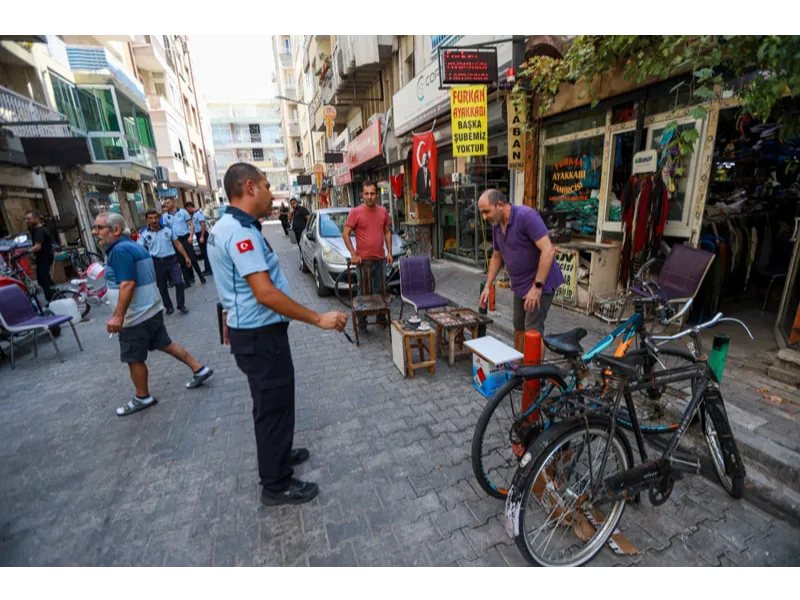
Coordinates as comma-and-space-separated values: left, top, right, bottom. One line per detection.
504, 312, 751, 567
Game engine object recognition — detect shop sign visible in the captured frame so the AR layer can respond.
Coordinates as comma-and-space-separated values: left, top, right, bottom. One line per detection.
632, 150, 658, 174
346, 120, 382, 170
554, 248, 579, 305
412, 131, 437, 203
333, 158, 352, 186
314, 163, 325, 190
450, 85, 488, 157
394, 36, 512, 138
507, 96, 526, 171
157, 188, 179, 198
439, 47, 498, 86
323, 105, 337, 139
549, 156, 591, 202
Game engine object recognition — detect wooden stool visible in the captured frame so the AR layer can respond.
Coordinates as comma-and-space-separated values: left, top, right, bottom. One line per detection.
391, 320, 436, 377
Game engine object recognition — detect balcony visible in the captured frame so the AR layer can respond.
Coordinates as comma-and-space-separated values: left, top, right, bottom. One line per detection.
287, 122, 300, 137
0, 84, 92, 166
66, 45, 147, 108
331, 36, 391, 106
212, 133, 284, 150
287, 155, 304, 171
278, 51, 292, 68
132, 36, 170, 73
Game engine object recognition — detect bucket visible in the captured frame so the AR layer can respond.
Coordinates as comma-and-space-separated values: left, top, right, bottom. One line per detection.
48, 298, 82, 322
86, 262, 105, 280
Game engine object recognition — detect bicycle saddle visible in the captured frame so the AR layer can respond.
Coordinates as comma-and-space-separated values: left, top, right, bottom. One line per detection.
543, 328, 588, 357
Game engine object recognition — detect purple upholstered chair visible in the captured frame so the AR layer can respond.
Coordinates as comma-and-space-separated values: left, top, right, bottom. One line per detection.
632, 244, 715, 325
398, 256, 449, 320
0, 286, 83, 368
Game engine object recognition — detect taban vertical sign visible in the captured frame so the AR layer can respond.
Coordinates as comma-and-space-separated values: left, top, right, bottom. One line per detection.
507, 96, 526, 171
450, 85, 488, 157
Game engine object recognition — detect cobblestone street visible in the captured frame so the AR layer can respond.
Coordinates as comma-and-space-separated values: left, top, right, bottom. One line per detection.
1, 221, 798, 567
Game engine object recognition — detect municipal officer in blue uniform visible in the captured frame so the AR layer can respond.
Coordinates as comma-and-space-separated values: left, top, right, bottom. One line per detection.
208, 162, 347, 507
162, 198, 206, 287
139, 210, 192, 315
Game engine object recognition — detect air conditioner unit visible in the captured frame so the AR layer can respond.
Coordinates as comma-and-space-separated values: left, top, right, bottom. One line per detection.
154, 166, 169, 182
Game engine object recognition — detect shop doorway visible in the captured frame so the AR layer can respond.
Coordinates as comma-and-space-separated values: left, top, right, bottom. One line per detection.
692, 105, 800, 356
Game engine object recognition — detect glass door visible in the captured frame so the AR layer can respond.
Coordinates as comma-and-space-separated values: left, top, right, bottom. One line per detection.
456, 184, 478, 263
438, 185, 459, 259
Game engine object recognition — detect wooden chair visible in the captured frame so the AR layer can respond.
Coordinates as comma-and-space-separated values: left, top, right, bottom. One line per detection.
347, 258, 391, 346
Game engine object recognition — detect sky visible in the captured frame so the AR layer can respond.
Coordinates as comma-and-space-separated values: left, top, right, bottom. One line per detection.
189, 35, 277, 103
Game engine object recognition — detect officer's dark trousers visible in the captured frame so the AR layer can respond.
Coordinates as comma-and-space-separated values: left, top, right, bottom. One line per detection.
229, 322, 295, 492
177, 234, 203, 283
153, 255, 185, 310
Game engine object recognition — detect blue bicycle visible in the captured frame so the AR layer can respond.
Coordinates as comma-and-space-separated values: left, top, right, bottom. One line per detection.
471, 284, 697, 499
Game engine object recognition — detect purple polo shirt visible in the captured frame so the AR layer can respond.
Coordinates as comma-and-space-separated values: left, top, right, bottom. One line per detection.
492, 205, 565, 298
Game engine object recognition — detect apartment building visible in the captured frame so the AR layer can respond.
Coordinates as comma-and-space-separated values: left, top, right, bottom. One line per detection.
271, 35, 304, 188
208, 99, 290, 203
131, 35, 215, 211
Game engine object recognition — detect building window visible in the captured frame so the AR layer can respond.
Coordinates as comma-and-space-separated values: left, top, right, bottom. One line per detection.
252, 148, 264, 161
91, 136, 125, 161
49, 72, 84, 131
78, 88, 119, 133
249, 124, 261, 143
294, 140, 302, 154
179, 140, 186, 162
154, 82, 167, 98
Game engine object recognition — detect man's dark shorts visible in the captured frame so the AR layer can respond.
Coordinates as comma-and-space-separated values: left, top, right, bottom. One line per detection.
118, 310, 171, 363
512, 293, 554, 334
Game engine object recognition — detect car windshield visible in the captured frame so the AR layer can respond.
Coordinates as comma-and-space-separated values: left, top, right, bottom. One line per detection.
319, 212, 351, 238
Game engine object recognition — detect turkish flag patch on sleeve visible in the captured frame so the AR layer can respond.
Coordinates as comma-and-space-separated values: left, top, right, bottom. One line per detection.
236, 239, 255, 253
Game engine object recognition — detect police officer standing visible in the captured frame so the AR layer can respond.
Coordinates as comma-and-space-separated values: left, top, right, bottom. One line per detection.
162, 198, 206, 287
208, 163, 347, 506
138, 210, 192, 315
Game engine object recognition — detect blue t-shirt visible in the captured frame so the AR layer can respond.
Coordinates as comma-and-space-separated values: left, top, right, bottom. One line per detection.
192, 211, 207, 235
207, 206, 291, 329
137, 226, 178, 258
162, 208, 192, 236
105, 237, 163, 328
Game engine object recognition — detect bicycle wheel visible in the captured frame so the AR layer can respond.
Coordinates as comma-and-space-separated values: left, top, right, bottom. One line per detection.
509, 417, 631, 567
334, 268, 358, 309
703, 395, 745, 499
471, 376, 565, 499
85, 251, 105, 265
617, 346, 697, 434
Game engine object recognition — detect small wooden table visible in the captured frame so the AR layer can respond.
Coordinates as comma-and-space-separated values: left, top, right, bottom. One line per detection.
427, 308, 494, 367
391, 320, 436, 378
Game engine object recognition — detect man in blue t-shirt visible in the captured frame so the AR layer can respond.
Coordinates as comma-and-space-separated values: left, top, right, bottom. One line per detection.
94, 211, 214, 417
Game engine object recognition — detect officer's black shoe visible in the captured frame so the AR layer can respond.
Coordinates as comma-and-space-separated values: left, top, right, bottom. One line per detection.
165, 307, 174, 315
261, 479, 319, 506
289, 447, 310, 466
177, 306, 189, 315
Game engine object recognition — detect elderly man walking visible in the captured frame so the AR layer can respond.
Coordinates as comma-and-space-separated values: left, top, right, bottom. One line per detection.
93, 211, 213, 416
478, 189, 564, 353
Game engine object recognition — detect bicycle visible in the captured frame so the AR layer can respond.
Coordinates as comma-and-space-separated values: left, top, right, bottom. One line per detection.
50, 266, 109, 319
471, 283, 698, 500
333, 238, 420, 309
503, 312, 751, 567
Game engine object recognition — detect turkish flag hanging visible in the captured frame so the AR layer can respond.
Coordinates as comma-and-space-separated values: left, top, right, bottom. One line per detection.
390, 174, 404, 199
412, 131, 437, 203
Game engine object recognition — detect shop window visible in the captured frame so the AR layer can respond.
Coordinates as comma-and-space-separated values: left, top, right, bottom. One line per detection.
544, 108, 605, 139
542, 135, 605, 236
612, 101, 636, 125
645, 85, 693, 116
607, 130, 636, 222
649, 122, 697, 222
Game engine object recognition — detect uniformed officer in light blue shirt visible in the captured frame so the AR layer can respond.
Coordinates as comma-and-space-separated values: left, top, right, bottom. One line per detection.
138, 210, 192, 314
161, 197, 206, 287
185, 201, 212, 276
207, 162, 347, 507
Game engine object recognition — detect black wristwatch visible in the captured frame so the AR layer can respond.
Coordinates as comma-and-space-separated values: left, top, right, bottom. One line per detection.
534, 280, 544, 290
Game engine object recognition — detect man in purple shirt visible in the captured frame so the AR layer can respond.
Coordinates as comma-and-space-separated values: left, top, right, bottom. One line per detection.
478, 189, 564, 352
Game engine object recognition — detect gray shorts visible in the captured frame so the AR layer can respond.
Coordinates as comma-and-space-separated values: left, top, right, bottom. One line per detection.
118, 311, 172, 363
512, 293, 554, 334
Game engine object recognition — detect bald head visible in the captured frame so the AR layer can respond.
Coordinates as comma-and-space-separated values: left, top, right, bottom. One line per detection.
478, 188, 510, 226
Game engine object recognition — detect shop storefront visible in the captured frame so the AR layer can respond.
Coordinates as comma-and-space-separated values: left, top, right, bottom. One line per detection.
530, 75, 800, 353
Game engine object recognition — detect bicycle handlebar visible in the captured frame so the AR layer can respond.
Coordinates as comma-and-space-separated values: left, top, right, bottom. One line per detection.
652, 312, 754, 342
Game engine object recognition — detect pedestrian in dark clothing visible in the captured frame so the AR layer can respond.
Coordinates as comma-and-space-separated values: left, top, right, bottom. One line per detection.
279, 202, 290, 236
289, 198, 309, 269
25, 210, 55, 301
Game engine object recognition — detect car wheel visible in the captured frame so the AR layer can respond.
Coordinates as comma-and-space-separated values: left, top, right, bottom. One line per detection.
300, 251, 310, 273
314, 262, 331, 297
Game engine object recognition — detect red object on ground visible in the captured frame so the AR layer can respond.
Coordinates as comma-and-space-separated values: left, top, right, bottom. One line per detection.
521, 330, 542, 414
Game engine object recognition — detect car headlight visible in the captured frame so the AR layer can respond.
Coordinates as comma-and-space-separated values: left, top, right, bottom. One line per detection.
321, 245, 348, 266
